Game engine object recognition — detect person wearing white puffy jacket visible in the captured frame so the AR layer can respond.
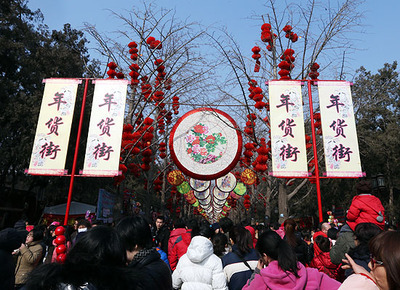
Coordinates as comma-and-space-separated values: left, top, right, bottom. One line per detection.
172, 225, 227, 290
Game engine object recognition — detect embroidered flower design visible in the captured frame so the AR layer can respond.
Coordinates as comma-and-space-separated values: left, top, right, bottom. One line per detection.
185, 123, 227, 164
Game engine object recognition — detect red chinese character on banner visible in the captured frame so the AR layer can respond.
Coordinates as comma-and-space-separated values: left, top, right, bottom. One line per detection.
39, 141, 61, 159
97, 117, 115, 137
278, 118, 296, 138
276, 94, 295, 113
48, 92, 67, 111
93, 143, 114, 160
45, 116, 63, 136
279, 143, 300, 162
99, 93, 117, 112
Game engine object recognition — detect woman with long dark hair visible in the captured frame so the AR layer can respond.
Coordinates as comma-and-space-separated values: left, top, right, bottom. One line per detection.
243, 230, 341, 289
283, 218, 311, 265
221, 226, 259, 290
24, 225, 138, 290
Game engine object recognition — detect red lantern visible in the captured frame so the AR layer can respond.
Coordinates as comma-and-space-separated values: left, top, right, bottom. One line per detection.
55, 235, 66, 245
54, 226, 65, 236
56, 253, 67, 264
56, 244, 67, 255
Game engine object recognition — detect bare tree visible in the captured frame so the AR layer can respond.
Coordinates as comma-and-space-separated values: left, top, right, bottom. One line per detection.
209, 0, 364, 223
84, 3, 221, 217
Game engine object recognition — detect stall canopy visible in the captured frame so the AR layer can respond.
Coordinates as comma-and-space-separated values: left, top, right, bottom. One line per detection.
42, 201, 96, 225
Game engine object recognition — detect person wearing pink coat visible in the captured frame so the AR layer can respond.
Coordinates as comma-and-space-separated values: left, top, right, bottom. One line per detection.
243, 231, 341, 290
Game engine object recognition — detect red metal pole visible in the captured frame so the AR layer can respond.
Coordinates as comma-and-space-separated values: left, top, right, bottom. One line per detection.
307, 80, 323, 222
64, 78, 89, 225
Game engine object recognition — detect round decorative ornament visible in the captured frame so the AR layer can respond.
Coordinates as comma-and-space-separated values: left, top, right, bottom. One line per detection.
213, 196, 226, 207
169, 108, 242, 180
213, 186, 230, 201
177, 181, 190, 194
189, 178, 211, 192
194, 188, 210, 200
198, 194, 212, 206
167, 170, 185, 186
233, 182, 247, 196
192, 200, 199, 207
241, 169, 257, 185
216, 172, 237, 192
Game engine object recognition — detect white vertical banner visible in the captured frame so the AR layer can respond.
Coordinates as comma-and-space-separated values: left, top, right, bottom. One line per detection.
28, 79, 80, 175
318, 81, 362, 177
81, 79, 128, 176
268, 80, 308, 177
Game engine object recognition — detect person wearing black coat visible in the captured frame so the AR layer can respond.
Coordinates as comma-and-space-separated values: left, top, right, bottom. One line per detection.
0, 228, 25, 290
116, 215, 172, 290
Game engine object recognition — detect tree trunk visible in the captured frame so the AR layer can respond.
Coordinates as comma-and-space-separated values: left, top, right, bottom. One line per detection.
278, 181, 288, 224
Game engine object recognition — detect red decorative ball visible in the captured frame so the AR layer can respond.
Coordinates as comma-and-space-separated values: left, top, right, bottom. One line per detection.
55, 235, 66, 245
56, 244, 67, 255
54, 226, 65, 236
56, 253, 67, 264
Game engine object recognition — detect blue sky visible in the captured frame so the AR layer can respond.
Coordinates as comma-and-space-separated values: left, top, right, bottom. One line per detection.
27, 0, 399, 77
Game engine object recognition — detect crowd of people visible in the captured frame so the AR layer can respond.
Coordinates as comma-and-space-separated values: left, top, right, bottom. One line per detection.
0, 180, 399, 289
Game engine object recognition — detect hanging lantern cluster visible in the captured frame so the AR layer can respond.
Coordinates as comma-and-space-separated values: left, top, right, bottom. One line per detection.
313, 112, 322, 135
165, 111, 173, 125
243, 194, 251, 210
128, 41, 139, 61
244, 113, 256, 137
106, 62, 124, 79
242, 142, 255, 167
128, 42, 140, 86
154, 59, 166, 88
283, 25, 298, 42
251, 46, 261, 72
54, 226, 67, 264
159, 141, 167, 159
157, 110, 166, 134
146, 36, 162, 50
261, 23, 275, 52
172, 96, 180, 115
140, 117, 154, 171
248, 80, 268, 111
278, 49, 295, 80
253, 138, 269, 173
309, 62, 320, 81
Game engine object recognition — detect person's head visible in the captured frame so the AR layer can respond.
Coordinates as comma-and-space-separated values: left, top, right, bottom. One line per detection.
77, 219, 92, 233
218, 217, 233, 234
354, 223, 382, 246
283, 219, 297, 247
321, 222, 331, 234
230, 225, 253, 254
173, 218, 186, 229
315, 235, 331, 252
256, 230, 299, 277
155, 216, 165, 230
327, 227, 338, 240
116, 215, 153, 262
66, 225, 126, 267
74, 218, 83, 231
368, 231, 400, 290
356, 180, 372, 195
213, 233, 228, 257
26, 228, 44, 244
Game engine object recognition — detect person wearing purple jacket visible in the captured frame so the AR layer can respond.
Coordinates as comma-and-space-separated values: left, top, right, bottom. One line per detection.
243, 230, 341, 290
